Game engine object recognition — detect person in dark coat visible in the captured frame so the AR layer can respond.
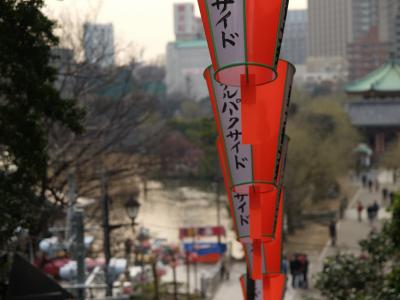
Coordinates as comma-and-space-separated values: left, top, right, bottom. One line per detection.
372, 201, 380, 221
361, 174, 367, 187
302, 255, 309, 289
329, 220, 337, 247
367, 204, 374, 224
289, 255, 300, 288
368, 180, 373, 192
382, 188, 388, 202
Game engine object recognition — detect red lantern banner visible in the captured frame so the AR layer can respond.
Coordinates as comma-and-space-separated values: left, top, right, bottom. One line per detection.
217, 136, 288, 242
242, 187, 284, 280
198, 0, 289, 86
263, 274, 286, 300
217, 137, 250, 241
243, 241, 266, 279
205, 62, 294, 194
242, 62, 294, 195
242, 60, 295, 147
217, 136, 289, 243
205, 67, 253, 193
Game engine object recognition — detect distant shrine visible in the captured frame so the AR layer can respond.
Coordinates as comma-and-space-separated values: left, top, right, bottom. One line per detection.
345, 55, 400, 156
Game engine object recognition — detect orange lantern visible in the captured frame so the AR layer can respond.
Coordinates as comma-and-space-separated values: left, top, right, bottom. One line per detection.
216, 136, 288, 243
263, 274, 286, 300
217, 137, 250, 242
241, 59, 295, 152
243, 242, 266, 280
198, 0, 289, 86
204, 60, 294, 195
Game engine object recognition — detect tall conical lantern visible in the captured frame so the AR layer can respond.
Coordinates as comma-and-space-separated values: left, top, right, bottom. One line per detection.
198, 0, 289, 86
199, 0, 295, 298
204, 60, 294, 194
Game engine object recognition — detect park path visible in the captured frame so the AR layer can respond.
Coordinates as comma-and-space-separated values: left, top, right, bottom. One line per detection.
289, 171, 394, 300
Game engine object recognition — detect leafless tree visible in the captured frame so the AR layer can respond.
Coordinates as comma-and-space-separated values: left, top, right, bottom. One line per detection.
46, 9, 166, 205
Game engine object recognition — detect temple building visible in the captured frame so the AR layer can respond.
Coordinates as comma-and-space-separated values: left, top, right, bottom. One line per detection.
345, 56, 400, 156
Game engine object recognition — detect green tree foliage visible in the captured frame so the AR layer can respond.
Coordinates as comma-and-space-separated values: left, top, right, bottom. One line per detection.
382, 139, 400, 171
285, 93, 359, 231
0, 0, 84, 246
316, 195, 400, 300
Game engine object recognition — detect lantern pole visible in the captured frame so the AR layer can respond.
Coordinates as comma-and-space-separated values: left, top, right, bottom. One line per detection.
246, 271, 255, 300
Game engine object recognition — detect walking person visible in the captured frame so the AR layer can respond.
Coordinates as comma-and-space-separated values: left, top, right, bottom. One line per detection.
282, 255, 289, 288
374, 179, 380, 192
357, 201, 364, 222
382, 188, 388, 203
368, 180, 373, 192
367, 204, 374, 224
329, 220, 337, 247
289, 255, 300, 288
302, 255, 309, 289
390, 191, 395, 206
361, 174, 367, 187
372, 201, 380, 221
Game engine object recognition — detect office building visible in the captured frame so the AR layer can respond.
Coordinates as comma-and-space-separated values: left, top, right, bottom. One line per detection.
378, 0, 400, 56
351, 0, 379, 41
347, 27, 390, 80
174, 3, 204, 41
347, 0, 388, 80
308, 0, 352, 59
166, 40, 210, 100
83, 23, 115, 68
166, 3, 210, 100
281, 10, 308, 65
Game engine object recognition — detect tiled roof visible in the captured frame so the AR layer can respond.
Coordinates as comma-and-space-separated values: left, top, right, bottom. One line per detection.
345, 58, 400, 95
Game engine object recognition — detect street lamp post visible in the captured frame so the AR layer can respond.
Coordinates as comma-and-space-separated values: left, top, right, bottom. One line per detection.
101, 174, 141, 297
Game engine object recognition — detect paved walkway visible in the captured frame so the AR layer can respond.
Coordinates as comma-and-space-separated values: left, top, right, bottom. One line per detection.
289, 172, 393, 300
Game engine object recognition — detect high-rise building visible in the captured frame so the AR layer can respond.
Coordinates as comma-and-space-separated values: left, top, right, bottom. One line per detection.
166, 3, 210, 100
166, 40, 210, 99
396, 6, 400, 58
174, 3, 204, 41
308, 0, 353, 58
351, 0, 379, 41
281, 10, 308, 65
378, 0, 400, 57
83, 23, 115, 68
347, 27, 391, 80
346, 0, 392, 80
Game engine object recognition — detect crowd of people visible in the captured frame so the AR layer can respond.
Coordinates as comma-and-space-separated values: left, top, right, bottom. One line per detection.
282, 254, 309, 289
358, 173, 396, 225
357, 201, 380, 223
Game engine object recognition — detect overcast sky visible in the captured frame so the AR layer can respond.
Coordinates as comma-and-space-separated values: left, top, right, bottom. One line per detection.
44, 0, 307, 62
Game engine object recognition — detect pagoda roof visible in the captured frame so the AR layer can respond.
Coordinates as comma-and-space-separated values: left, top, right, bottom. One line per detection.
345, 58, 400, 96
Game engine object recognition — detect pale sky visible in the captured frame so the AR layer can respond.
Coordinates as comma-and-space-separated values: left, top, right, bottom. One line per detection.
44, 0, 307, 62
